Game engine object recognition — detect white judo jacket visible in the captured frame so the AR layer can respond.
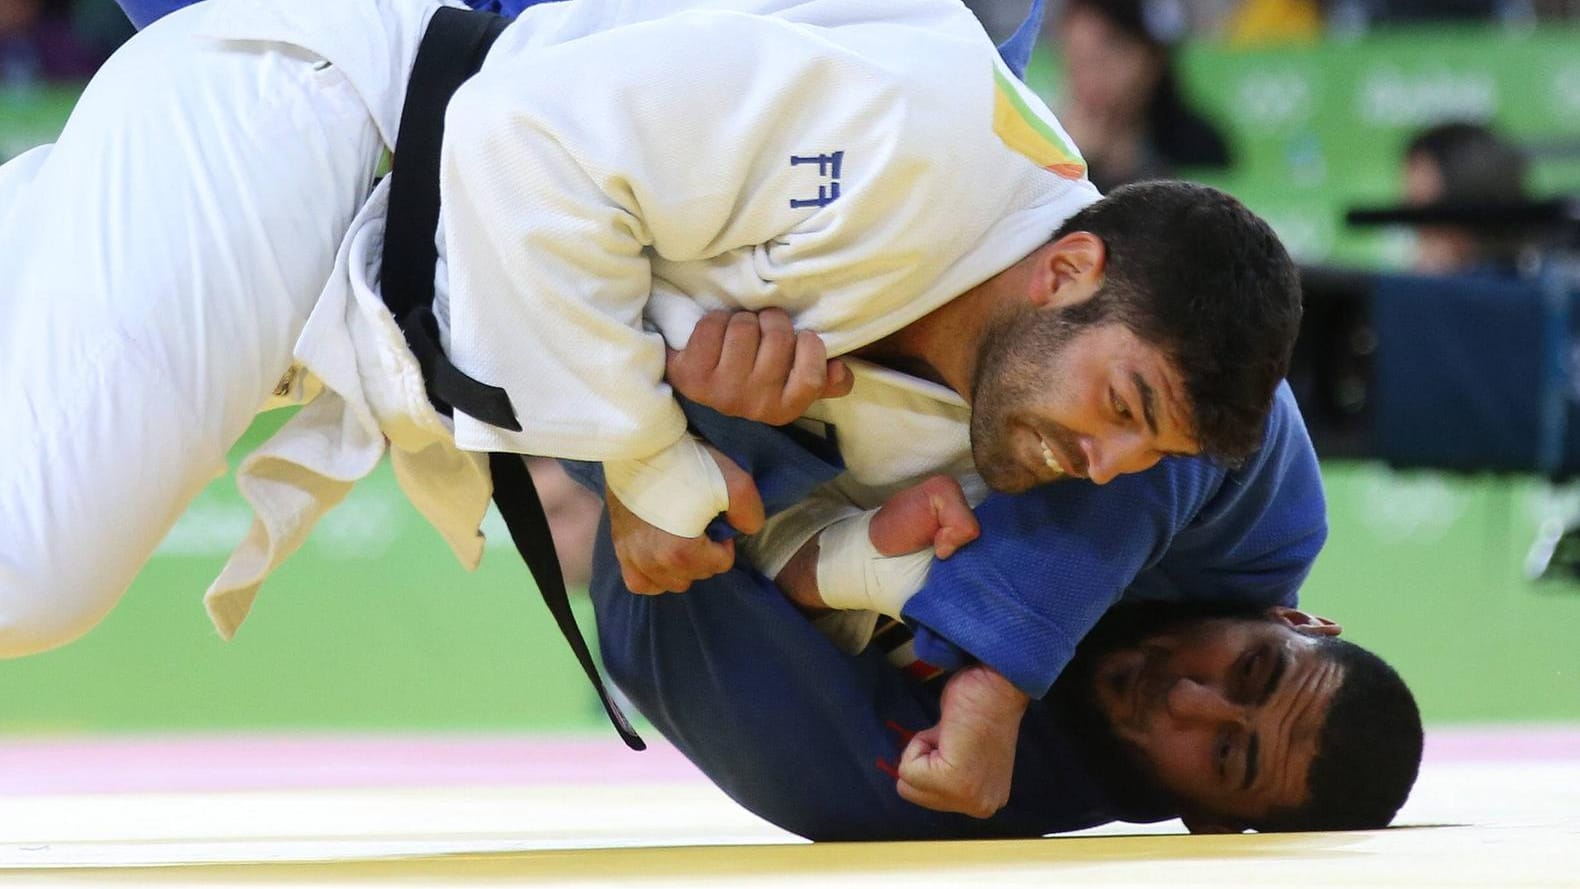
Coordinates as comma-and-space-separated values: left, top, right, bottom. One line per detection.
195, 0, 1099, 636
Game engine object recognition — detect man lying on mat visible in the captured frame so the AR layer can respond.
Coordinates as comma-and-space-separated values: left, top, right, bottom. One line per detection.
562, 317, 1423, 839
577, 448, 1422, 839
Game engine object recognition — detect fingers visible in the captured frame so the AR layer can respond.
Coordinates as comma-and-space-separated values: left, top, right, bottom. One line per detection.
709, 447, 766, 535
665, 312, 729, 401
891, 672, 1024, 818
665, 309, 850, 423
895, 728, 941, 805
619, 537, 736, 595
607, 486, 738, 595
684, 311, 730, 372
620, 562, 665, 596
823, 357, 854, 399
925, 476, 979, 560
894, 727, 1004, 819
713, 310, 764, 391
750, 309, 798, 410
778, 330, 826, 422
869, 475, 979, 559
932, 524, 977, 560
868, 483, 941, 557
894, 731, 1006, 819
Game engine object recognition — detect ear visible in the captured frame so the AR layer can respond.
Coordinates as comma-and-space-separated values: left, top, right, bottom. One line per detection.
1029, 231, 1107, 310
1181, 812, 1244, 835
1265, 605, 1342, 638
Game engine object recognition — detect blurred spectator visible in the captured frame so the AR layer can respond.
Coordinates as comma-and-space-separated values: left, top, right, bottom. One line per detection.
0, 0, 104, 85
1401, 121, 1532, 275
1221, 0, 1325, 44
1047, 0, 1232, 191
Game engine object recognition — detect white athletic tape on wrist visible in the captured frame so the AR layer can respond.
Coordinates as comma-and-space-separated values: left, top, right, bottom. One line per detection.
742, 498, 863, 582
603, 434, 728, 537
815, 512, 934, 618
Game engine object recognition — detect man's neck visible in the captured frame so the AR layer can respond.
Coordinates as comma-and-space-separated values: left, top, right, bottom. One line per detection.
854, 283, 997, 402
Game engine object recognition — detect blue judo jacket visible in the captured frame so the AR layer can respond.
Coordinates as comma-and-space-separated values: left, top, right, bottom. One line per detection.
559, 385, 1323, 840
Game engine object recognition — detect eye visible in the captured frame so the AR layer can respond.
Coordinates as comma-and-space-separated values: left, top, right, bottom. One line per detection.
1215, 733, 1233, 776
1110, 388, 1131, 420
1240, 650, 1260, 679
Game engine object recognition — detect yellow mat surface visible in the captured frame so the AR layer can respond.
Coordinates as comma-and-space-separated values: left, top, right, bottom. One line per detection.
2, 733, 1576, 888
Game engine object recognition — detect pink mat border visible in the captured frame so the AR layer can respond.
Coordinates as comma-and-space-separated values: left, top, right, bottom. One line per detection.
0, 735, 705, 795
1, 726, 1574, 796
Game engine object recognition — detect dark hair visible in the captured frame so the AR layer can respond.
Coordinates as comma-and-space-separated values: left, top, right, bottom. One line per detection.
1059, 0, 1231, 178
1405, 121, 1529, 204
1253, 638, 1424, 832
1052, 181, 1302, 463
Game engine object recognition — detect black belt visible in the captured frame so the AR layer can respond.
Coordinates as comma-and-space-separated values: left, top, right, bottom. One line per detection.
380, 6, 645, 751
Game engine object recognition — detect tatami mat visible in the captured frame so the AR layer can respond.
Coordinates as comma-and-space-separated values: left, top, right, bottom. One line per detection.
1, 727, 1575, 887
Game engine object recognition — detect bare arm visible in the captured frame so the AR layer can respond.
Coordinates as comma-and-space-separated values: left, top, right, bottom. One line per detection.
896, 665, 1028, 818
763, 477, 1023, 819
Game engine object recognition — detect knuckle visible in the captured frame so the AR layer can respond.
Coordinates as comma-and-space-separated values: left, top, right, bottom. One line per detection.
756, 402, 793, 425
777, 389, 815, 419
743, 396, 777, 423
795, 329, 827, 359
654, 548, 691, 574
786, 363, 825, 396
667, 365, 696, 390
759, 315, 793, 340
763, 335, 794, 354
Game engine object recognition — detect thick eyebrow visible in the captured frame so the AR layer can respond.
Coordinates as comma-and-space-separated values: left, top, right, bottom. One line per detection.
1130, 370, 1159, 437
1240, 651, 1289, 791
1242, 733, 1260, 791
1259, 649, 1289, 707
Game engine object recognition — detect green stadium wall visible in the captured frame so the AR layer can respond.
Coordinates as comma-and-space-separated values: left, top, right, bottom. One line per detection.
4, 27, 1579, 733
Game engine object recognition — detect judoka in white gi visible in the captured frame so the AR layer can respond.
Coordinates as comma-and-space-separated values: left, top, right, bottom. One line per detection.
0, 0, 1300, 669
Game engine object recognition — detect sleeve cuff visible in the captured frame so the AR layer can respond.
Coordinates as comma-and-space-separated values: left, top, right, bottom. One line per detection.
603, 434, 728, 537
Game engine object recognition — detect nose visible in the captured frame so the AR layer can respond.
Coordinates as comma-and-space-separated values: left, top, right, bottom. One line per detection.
1165, 678, 1245, 725
1081, 436, 1156, 485
1079, 438, 1114, 484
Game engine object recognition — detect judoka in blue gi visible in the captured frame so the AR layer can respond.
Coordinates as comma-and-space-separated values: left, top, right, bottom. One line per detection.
560, 379, 1422, 838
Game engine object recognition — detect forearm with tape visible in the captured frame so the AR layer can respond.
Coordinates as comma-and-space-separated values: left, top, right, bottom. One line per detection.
814, 512, 934, 619
741, 493, 863, 581
603, 433, 728, 537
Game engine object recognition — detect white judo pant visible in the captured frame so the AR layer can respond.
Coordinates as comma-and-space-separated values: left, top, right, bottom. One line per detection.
0, 6, 382, 656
